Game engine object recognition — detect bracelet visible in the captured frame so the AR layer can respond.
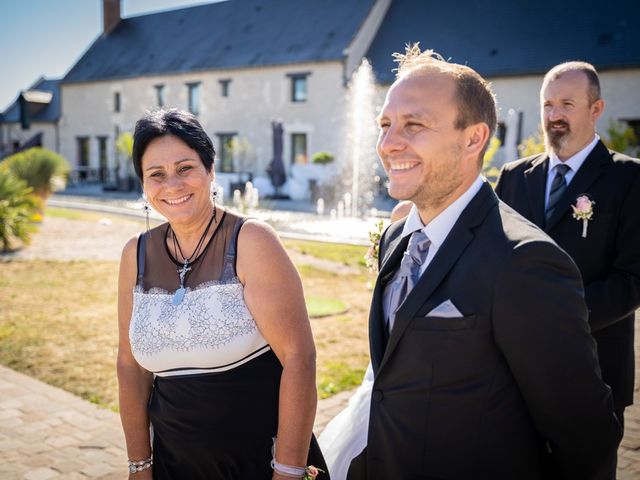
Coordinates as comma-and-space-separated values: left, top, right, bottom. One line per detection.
272, 461, 306, 477
128, 455, 153, 474
270, 437, 323, 479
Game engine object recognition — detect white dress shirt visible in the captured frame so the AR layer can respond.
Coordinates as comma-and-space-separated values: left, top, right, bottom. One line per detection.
545, 134, 599, 207
382, 176, 485, 323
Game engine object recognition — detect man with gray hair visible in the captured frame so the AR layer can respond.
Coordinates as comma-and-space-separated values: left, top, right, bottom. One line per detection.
496, 61, 640, 433
345, 46, 621, 479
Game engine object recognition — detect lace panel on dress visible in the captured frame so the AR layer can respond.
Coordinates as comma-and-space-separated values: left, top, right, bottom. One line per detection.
130, 212, 271, 376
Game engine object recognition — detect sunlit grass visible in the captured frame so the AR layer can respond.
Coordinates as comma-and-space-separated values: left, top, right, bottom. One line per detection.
0, 254, 372, 410
283, 239, 368, 268
306, 297, 349, 318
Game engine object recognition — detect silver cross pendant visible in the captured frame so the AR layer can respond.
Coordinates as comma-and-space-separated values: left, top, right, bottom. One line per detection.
172, 261, 191, 306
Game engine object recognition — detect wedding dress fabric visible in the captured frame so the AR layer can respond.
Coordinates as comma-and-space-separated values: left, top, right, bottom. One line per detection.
318, 363, 374, 480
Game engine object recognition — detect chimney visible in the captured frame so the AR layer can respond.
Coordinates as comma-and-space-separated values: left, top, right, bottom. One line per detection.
103, 0, 121, 35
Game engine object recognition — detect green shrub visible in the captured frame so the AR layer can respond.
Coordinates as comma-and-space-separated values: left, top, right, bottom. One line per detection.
0, 170, 39, 251
1, 147, 70, 198
603, 119, 638, 155
311, 151, 335, 165
518, 126, 546, 157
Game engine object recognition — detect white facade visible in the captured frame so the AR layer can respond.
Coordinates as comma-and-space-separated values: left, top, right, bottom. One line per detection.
59, 51, 640, 198
60, 61, 350, 199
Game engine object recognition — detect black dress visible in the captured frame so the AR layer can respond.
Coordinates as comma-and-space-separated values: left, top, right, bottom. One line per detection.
130, 211, 328, 479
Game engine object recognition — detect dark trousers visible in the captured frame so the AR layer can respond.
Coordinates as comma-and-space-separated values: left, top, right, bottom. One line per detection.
615, 404, 626, 432
346, 448, 367, 480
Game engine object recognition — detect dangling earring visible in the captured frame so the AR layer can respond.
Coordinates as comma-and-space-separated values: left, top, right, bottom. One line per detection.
142, 192, 151, 234
210, 182, 219, 222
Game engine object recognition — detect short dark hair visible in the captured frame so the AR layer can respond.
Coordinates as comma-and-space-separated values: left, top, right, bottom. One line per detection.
132, 108, 215, 181
543, 61, 601, 104
393, 43, 497, 164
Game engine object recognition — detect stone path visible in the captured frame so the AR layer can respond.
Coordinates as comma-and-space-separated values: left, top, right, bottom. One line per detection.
0, 364, 352, 480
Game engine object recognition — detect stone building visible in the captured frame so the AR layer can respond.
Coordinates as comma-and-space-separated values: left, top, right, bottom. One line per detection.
4, 0, 639, 201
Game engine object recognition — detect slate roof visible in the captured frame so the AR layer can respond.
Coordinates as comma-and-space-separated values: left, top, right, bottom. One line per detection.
1, 77, 61, 123
367, 0, 640, 84
63, 0, 374, 84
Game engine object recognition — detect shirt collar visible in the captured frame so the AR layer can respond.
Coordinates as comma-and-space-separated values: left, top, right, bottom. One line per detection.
401, 176, 485, 250
549, 134, 599, 173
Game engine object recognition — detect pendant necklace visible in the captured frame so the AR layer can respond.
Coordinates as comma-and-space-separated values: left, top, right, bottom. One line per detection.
169, 209, 217, 305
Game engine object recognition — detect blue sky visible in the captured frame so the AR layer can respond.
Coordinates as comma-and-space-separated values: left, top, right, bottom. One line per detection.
0, 0, 218, 110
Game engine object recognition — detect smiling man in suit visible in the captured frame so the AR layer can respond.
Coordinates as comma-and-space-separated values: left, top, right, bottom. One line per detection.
495, 62, 640, 433
347, 45, 621, 480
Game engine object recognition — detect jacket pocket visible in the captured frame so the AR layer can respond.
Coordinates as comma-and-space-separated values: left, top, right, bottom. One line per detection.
412, 315, 476, 331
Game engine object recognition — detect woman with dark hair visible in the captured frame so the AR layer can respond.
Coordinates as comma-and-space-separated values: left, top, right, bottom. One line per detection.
117, 109, 328, 479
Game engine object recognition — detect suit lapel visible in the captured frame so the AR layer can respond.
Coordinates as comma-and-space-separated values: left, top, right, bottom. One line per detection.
377, 183, 497, 374
370, 223, 410, 373
523, 154, 548, 228
545, 141, 610, 231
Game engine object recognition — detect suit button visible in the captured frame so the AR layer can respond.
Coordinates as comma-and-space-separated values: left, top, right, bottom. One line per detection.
372, 390, 384, 402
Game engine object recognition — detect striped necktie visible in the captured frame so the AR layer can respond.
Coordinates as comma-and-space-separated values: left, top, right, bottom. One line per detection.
545, 163, 570, 224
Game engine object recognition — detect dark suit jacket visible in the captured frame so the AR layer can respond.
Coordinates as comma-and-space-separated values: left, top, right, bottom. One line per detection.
350, 183, 621, 480
495, 141, 640, 408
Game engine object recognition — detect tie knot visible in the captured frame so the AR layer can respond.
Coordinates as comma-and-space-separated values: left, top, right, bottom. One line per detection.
399, 230, 430, 276
555, 164, 570, 176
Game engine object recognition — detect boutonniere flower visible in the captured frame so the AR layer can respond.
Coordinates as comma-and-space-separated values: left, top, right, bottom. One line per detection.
364, 219, 385, 273
571, 194, 595, 238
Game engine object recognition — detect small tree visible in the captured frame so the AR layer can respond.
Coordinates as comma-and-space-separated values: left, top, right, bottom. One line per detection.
0, 147, 70, 199
116, 132, 133, 160
228, 137, 254, 173
116, 132, 135, 189
0, 169, 40, 252
603, 119, 638, 155
481, 137, 502, 185
518, 126, 546, 157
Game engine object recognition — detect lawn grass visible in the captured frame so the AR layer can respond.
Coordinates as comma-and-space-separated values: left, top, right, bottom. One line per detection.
0, 243, 373, 408
283, 239, 368, 269
306, 297, 349, 318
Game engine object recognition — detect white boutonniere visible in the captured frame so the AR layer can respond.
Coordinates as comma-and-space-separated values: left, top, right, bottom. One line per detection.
571, 195, 595, 238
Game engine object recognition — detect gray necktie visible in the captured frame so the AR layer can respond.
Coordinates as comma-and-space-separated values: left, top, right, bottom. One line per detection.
545, 164, 571, 224
385, 230, 431, 332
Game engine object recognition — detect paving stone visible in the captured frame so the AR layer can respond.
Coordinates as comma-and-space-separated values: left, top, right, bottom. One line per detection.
0, 438, 20, 452
45, 435, 79, 449
80, 463, 116, 478
57, 473, 89, 480
24, 454, 58, 469
23, 467, 60, 480
0, 409, 23, 420
49, 459, 86, 474
21, 421, 53, 434
18, 442, 51, 456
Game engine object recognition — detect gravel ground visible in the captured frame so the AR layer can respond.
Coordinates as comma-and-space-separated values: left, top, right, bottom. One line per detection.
6, 213, 362, 275
7, 215, 143, 261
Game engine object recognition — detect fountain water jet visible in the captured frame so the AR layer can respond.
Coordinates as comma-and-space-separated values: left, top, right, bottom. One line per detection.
341, 59, 379, 218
